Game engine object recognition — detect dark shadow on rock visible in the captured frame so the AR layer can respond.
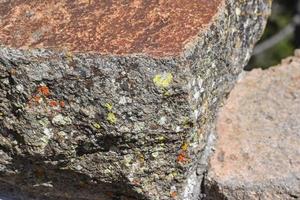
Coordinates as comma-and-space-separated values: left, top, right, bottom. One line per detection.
0, 155, 145, 200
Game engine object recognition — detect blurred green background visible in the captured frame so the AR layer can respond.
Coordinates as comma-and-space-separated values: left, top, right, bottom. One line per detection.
246, 0, 300, 70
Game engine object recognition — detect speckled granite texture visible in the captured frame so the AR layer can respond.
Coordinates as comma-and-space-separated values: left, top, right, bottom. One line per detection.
0, 0, 271, 200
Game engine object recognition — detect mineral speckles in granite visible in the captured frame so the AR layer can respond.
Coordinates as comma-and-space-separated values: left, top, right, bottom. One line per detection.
0, 0, 222, 56
0, 0, 272, 199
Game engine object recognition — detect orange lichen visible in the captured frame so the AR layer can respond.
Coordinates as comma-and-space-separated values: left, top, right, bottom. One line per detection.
32, 95, 41, 103
27, 86, 66, 109
177, 152, 188, 164
37, 86, 50, 96
177, 141, 190, 164
49, 100, 58, 107
60, 101, 65, 107
170, 191, 177, 198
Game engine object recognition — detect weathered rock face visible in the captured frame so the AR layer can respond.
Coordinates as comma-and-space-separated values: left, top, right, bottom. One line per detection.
0, 1, 271, 200
205, 51, 300, 200
0, 0, 222, 57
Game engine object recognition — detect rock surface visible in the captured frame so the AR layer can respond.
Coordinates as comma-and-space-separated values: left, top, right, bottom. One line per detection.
205, 51, 300, 200
0, 0, 221, 57
0, 0, 271, 200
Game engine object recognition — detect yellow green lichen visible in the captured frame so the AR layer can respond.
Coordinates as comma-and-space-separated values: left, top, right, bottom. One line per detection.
65, 51, 74, 62
172, 171, 178, 177
136, 152, 145, 163
157, 136, 165, 142
92, 122, 101, 129
107, 113, 117, 124
104, 103, 113, 111
153, 73, 173, 88
181, 142, 189, 151
182, 117, 193, 128
163, 90, 171, 96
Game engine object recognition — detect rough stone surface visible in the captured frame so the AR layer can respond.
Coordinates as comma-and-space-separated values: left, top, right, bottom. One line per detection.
0, 0, 222, 57
205, 51, 300, 200
0, 1, 271, 200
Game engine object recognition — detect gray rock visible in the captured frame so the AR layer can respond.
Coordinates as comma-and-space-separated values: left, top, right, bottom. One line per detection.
205, 51, 300, 200
0, 0, 271, 199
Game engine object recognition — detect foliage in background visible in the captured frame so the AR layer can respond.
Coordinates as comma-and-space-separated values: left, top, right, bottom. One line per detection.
246, 0, 297, 70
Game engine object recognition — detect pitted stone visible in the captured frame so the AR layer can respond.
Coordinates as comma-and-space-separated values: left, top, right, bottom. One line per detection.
0, 0, 271, 199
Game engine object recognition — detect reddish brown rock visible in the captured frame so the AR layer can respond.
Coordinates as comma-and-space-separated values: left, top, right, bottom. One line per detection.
205, 51, 300, 200
0, 0, 271, 200
0, 0, 222, 57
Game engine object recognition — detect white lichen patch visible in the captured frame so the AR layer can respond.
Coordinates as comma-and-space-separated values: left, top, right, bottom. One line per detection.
43, 128, 53, 138
74, 165, 83, 171
133, 122, 145, 132
38, 118, 50, 127
235, 7, 241, 16
16, 84, 24, 92
193, 91, 200, 100
33, 182, 53, 188
198, 78, 203, 88
151, 152, 159, 158
38, 128, 54, 150
119, 96, 127, 105
52, 114, 72, 126
194, 110, 200, 120
158, 116, 167, 125
176, 126, 182, 132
